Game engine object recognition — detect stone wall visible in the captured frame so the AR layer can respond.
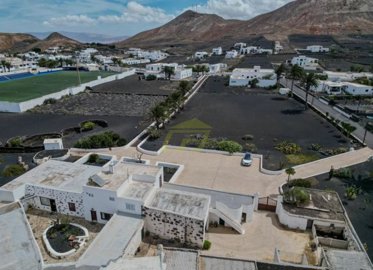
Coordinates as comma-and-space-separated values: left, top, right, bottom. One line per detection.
25, 184, 84, 217
143, 207, 205, 247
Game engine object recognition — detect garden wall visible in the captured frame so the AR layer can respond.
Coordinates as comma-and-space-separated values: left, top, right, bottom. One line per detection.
0, 69, 135, 113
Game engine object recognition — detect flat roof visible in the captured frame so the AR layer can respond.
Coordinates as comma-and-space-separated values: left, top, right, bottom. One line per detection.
77, 212, 143, 268
0, 203, 42, 270
283, 189, 345, 221
324, 249, 373, 270
200, 255, 257, 270
92, 162, 161, 191
103, 255, 165, 270
1, 160, 100, 193
119, 182, 154, 201
164, 248, 199, 270
146, 189, 210, 220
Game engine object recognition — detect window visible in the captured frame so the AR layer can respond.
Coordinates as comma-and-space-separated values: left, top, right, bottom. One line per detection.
40, 197, 51, 206
109, 197, 115, 201
100, 212, 112, 221
126, 203, 135, 211
68, 202, 76, 212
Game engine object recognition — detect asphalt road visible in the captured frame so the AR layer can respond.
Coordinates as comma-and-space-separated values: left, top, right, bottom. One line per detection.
281, 78, 373, 148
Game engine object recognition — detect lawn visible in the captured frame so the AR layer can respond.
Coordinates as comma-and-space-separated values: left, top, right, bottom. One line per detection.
0, 71, 117, 102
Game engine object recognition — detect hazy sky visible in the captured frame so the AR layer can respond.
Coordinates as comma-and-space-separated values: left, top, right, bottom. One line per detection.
0, 0, 293, 36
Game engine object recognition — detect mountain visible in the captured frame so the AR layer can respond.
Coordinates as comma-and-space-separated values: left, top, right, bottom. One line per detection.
26, 32, 82, 51
0, 33, 39, 52
117, 0, 373, 50
29, 31, 129, 44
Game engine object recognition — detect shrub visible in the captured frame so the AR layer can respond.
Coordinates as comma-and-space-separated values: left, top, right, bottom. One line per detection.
244, 143, 257, 153
146, 74, 157, 81
74, 131, 126, 149
8, 137, 22, 147
148, 126, 161, 140
217, 140, 243, 154
202, 138, 220, 150
334, 168, 353, 179
309, 143, 321, 151
203, 240, 212, 250
285, 187, 310, 205
345, 185, 360, 200
242, 134, 254, 141
88, 154, 99, 163
2, 164, 26, 177
275, 141, 301, 154
81, 121, 96, 131
288, 179, 312, 188
43, 98, 57, 105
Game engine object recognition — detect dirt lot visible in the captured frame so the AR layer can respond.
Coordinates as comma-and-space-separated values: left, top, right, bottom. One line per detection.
143, 76, 350, 169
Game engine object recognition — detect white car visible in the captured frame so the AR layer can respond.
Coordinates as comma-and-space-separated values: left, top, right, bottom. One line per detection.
241, 152, 252, 166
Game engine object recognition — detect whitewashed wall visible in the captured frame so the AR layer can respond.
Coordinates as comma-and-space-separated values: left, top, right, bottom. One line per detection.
0, 69, 135, 113
25, 184, 84, 217
275, 196, 308, 230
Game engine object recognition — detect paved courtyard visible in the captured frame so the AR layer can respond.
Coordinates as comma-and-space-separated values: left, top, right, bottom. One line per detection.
203, 211, 313, 263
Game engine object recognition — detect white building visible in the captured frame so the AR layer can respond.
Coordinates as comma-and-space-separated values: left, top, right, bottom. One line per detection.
306, 45, 330, 53
208, 63, 228, 74
240, 46, 258, 55
342, 82, 373, 96
225, 50, 238, 59
324, 71, 373, 82
274, 41, 283, 54
234, 43, 246, 50
45, 46, 61, 54
312, 81, 344, 95
195, 51, 209, 59
257, 48, 273, 55
122, 58, 151, 65
145, 63, 192, 80
229, 66, 276, 87
291, 55, 319, 70
212, 47, 223, 55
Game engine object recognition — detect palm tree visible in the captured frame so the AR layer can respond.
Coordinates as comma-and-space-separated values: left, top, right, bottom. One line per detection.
285, 167, 296, 183
178, 81, 191, 95
288, 65, 304, 97
300, 72, 319, 110
163, 66, 175, 80
275, 63, 286, 84
150, 105, 166, 128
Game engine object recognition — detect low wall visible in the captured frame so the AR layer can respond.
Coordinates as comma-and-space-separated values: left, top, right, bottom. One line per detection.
0, 69, 135, 113
275, 196, 308, 230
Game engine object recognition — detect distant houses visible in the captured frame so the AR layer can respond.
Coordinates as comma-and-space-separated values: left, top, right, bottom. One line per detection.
229, 66, 276, 87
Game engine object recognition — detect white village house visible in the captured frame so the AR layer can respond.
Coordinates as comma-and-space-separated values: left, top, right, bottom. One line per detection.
194, 51, 209, 59
145, 63, 192, 80
306, 45, 330, 53
342, 82, 373, 96
229, 66, 277, 87
225, 50, 238, 59
212, 47, 223, 55
290, 55, 319, 70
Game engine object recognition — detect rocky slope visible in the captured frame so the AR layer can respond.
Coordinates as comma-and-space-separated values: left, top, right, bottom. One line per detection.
0, 33, 39, 52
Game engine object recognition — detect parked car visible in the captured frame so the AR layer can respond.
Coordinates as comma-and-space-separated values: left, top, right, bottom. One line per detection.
241, 152, 252, 166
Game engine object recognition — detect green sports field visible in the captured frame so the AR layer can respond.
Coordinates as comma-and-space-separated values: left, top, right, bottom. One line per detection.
0, 71, 118, 102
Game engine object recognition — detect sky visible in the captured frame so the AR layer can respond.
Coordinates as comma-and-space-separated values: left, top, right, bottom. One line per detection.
0, 0, 293, 37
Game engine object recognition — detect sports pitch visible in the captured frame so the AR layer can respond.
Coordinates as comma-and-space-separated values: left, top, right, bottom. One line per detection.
0, 71, 117, 102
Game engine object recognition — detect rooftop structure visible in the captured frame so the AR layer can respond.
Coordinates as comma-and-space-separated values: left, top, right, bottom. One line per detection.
323, 249, 372, 270
146, 189, 210, 221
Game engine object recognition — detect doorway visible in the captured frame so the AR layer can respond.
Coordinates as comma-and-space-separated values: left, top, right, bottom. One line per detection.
91, 210, 97, 222
50, 199, 57, 212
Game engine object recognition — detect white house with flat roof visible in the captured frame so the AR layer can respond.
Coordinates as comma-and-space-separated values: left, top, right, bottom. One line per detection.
145, 63, 192, 80
342, 82, 373, 96
312, 81, 344, 95
240, 46, 259, 55
212, 47, 223, 55
225, 50, 238, 59
229, 66, 276, 87
195, 51, 209, 59
291, 55, 319, 70
306, 45, 330, 53
122, 58, 150, 65
324, 71, 373, 82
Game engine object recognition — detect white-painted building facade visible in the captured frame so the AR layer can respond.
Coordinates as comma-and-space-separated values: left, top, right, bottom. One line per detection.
145, 63, 192, 80
229, 66, 276, 87
122, 58, 151, 65
225, 50, 238, 59
291, 55, 319, 70
195, 51, 209, 59
342, 82, 373, 96
312, 80, 344, 95
212, 47, 223, 55
324, 71, 373, 82
306, 45, 330, 53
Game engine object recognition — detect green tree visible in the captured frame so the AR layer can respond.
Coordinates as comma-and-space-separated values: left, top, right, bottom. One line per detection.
288, 65, 304, 97
275, 63, 286, 83
217, 140, 243, 154
300, 72, 319, 110
285, 167, 296, 183
163, 66, 175, 80
178, 81, 191, 95
150, 105, 167, 128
